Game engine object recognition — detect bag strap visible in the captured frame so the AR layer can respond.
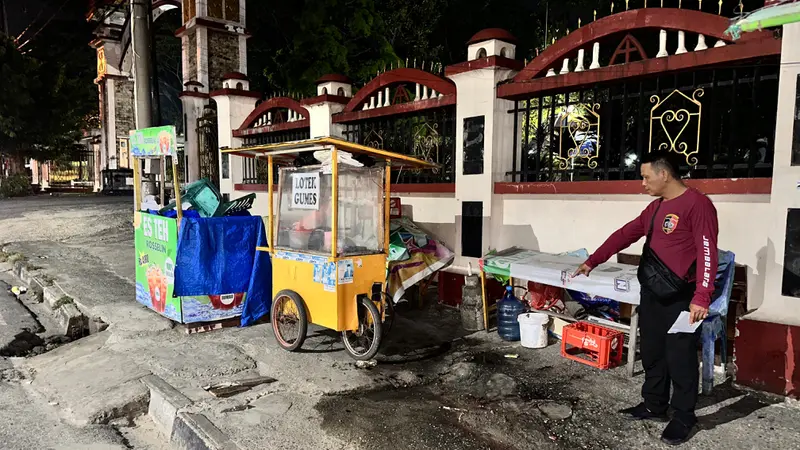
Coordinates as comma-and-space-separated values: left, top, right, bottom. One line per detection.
645, 199, 663, 245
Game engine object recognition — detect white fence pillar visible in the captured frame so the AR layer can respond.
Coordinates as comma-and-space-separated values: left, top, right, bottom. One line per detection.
448, 33, 520, 266
211, 79, 260, 199
753, 22, 800, 319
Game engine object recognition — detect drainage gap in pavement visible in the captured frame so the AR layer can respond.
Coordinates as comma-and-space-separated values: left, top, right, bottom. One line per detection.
2, 280, 100, 358
0, 329, 46, 357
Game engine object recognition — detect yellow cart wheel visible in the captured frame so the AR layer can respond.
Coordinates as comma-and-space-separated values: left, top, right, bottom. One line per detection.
271, 290, 308, 352
342, 296, 383, 361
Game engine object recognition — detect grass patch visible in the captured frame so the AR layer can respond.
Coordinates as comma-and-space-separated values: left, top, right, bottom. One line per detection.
7, 253, 25, 264
40, 274, 55, 286
52, 296, 74, 309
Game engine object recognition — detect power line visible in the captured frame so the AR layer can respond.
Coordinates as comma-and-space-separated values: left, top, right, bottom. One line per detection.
14, 2, 47, 43
17, 0, 74, 51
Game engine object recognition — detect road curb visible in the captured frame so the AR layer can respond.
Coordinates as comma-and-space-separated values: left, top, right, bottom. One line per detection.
172, 412, 241, 450
141, 374, 192, 438
4, 250, 99, 325
141, 374, 240, 450
5, 255, 63, 310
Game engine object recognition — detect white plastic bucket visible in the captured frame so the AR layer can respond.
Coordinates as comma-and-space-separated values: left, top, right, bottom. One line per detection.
518, 312, 550, 349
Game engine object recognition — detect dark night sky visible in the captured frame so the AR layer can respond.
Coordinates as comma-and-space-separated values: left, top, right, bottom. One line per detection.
5, 0, 69, 38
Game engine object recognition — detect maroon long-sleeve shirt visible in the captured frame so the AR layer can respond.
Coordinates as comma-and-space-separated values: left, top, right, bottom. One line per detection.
585, 188, 719, 308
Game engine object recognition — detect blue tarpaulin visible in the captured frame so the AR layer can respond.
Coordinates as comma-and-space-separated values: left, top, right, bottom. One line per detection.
174, 216, 272, 326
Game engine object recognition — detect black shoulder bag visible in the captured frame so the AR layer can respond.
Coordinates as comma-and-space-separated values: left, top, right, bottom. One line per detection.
636, 200, 696, 301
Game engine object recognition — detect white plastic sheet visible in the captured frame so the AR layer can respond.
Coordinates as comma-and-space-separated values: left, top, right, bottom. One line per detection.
502, 250, 642, 305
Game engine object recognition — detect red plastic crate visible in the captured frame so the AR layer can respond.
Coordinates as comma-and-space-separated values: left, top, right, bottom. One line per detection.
561, 321, 625, 370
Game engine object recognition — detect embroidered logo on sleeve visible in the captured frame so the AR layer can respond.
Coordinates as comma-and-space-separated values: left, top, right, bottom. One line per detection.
662, 214, 680, 234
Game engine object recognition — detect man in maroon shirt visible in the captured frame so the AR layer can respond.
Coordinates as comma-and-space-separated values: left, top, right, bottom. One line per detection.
574, 150, 719, 445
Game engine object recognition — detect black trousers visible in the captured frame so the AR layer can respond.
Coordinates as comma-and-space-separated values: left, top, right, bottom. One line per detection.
638, 287, 700, 424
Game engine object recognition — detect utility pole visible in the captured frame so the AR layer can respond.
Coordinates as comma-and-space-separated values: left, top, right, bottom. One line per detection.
131, 0, 153, 129
150, 1, 162, 127
130, 0, 155, 200
0, 0, 9, 36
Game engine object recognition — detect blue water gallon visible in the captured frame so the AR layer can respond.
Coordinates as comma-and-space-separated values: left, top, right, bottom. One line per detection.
497, 286, 525, 341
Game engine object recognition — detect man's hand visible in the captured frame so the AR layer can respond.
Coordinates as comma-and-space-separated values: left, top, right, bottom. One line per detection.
689, 303, 709, 324
572, 263, 593, 278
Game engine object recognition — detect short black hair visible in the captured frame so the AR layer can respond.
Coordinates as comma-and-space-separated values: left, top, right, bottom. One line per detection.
640, 150, 684, 179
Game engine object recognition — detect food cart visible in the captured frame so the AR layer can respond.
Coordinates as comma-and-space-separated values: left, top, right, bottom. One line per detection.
131, 125, 250, 323
223, 138, 436, 360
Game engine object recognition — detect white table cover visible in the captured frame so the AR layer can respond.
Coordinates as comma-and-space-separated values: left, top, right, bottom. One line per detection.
493, 250, 642, 305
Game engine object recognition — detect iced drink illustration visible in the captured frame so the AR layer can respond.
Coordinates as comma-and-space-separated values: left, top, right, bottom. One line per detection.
158, 131, 172, 155
146, 265, 168, 313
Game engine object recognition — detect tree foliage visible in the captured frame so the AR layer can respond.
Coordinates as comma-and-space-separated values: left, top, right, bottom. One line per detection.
246, 0, 600, 96
0, 1, 97, 169
248, 0, 398, 94
0, 36, 38, 147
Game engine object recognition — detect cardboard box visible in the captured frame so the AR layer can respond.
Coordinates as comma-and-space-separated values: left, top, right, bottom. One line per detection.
619, 303, 633, 320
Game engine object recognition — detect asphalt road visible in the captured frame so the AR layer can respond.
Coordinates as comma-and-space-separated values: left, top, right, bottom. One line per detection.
0, 195, 133, 245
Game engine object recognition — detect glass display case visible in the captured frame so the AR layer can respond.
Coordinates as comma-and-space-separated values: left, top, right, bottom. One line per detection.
275, 165, 384, 256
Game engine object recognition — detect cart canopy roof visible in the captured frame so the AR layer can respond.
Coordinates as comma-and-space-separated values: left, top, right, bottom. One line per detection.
223, 137, 439, 169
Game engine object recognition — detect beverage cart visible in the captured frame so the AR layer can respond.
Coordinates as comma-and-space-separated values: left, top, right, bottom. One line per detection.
131, 125, 257, 324
223, 138, 436, 360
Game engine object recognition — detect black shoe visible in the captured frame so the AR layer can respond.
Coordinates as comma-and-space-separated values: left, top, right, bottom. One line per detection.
618, 403, 669, 422
661, 418, 696, 446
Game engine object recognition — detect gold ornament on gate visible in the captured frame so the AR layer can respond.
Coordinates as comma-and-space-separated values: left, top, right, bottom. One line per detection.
364, 128, 385, 150
410, 122, 442, 174
555, 103, 601, 170
648, 88, 704, 166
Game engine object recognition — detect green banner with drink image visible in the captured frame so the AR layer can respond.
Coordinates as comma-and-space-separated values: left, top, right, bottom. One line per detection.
134, 211, 182, 321
130, 125, 177, 157
134, 211, 248, 323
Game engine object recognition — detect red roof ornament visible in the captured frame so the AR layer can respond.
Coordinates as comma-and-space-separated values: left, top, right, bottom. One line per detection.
316, 74, 353, 84
222, 71, 248, 81
467, 28, 518, 46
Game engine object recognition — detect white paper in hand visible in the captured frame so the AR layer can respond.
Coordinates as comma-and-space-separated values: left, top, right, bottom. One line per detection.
667, 311, 703, 334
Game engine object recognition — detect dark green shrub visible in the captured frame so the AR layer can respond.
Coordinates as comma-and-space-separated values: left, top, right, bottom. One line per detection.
0, 173, 32, 198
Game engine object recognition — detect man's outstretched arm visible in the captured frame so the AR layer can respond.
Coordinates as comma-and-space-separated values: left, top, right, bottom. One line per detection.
575, 203, 653, 276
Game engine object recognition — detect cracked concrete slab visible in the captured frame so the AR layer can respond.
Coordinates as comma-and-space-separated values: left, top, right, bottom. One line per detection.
0, 380, 129, 450
24, 332, 151, 426
210, 392, 348, 450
